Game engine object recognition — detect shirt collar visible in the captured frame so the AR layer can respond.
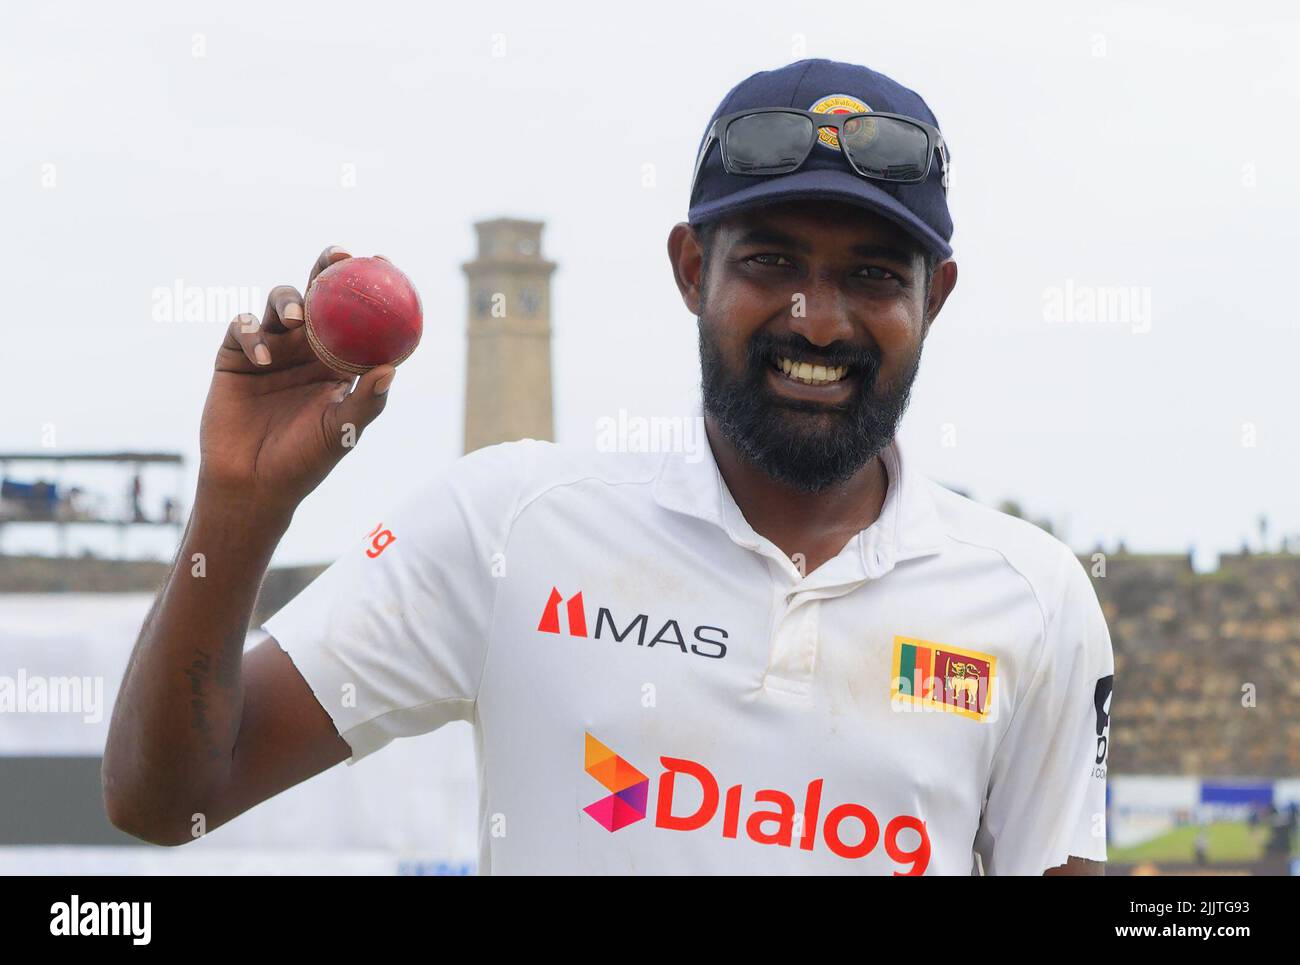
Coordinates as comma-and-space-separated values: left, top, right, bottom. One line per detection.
653, 417, 948, 580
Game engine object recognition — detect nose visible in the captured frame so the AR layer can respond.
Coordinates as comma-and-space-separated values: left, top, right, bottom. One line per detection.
787, 271, 855, 347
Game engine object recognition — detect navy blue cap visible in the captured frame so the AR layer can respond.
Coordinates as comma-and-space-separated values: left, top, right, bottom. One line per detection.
688, 58, 953, 260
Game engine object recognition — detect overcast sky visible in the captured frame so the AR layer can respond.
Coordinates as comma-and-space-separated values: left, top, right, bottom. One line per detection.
3, 0, 1297, 568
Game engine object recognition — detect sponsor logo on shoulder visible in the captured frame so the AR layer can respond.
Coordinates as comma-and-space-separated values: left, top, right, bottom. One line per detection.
364, 521, 396, 558
1093, 674, 1113, 778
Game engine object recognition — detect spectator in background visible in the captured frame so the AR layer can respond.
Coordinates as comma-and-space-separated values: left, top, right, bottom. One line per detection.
63, 486, 87, 521
32, 480, 57, 520
130, 473, 145, 522
1265, 804, 1290, 856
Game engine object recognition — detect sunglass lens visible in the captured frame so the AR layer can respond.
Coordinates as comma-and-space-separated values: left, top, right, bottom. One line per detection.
724, 113, 814, 174
842, 116, 931, 182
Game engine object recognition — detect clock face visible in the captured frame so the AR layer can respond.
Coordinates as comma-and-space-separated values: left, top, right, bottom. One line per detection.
519, 286, 541, 318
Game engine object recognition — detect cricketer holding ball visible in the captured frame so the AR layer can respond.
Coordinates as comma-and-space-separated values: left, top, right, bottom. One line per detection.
105, 59, 1114, 875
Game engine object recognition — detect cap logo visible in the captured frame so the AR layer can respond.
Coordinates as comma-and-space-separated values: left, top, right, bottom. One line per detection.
808, 93, 870, 150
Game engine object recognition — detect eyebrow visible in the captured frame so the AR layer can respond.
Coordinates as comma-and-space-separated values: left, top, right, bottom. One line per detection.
731, 227, 916, 265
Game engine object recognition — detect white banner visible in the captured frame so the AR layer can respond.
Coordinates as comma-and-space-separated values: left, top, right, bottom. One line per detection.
0, 593, 479, 865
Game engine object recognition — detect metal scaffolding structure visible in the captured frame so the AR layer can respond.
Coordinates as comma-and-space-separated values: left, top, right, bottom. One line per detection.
0, 451, 185, 559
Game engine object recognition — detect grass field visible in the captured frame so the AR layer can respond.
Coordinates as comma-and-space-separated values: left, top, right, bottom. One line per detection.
1109, 822, 1292, 864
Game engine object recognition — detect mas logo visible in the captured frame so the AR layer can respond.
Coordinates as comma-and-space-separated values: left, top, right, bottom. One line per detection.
890, 635, 997, 721
537, 587, 728, 660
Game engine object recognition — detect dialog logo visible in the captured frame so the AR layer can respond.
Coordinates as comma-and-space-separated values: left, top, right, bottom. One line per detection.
578, 733, 932, 872
582, 733, 649, 832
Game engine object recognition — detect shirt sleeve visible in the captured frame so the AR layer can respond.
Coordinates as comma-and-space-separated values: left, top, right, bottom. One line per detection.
261, 440, 537, 763
974, 550, 1115, 875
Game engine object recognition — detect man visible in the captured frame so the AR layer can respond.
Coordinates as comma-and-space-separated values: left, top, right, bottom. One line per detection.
104, 58, 1114, 875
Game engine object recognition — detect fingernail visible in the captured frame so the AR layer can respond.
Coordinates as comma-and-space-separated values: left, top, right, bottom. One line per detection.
328, 245, 350, 258
374, 371, 395, 396
284, 302, 304, 322
254, 344, 271, 366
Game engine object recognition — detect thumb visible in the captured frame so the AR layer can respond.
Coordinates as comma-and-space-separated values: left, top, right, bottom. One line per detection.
333, 365, 396, 444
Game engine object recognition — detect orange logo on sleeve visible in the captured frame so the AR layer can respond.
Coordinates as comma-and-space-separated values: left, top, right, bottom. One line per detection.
365, 522, 396, 558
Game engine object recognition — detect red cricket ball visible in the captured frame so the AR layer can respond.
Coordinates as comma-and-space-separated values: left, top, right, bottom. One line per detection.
304, 256, 423, 375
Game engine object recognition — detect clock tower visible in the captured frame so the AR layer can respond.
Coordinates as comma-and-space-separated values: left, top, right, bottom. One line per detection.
461, 218, 558, 453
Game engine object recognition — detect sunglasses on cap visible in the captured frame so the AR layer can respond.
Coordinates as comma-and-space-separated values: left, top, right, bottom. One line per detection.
689, 107, 950, 205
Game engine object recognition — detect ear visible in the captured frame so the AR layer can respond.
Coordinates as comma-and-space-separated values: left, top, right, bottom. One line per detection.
922, 258, 959, 337
667, 222, 705, 316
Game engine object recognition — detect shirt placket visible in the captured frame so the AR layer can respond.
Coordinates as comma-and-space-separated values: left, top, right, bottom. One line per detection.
763, 585, 822, 698
714, 474, 888, 699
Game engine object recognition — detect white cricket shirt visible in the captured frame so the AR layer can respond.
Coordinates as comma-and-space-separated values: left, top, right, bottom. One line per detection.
263, 435, 1114, 875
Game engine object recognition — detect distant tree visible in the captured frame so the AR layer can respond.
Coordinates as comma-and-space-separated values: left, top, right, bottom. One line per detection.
998, 499, 1054, 536
998, 500, 1023, 519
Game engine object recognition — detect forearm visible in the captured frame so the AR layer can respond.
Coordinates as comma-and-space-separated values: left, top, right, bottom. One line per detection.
103, 487, 291, 843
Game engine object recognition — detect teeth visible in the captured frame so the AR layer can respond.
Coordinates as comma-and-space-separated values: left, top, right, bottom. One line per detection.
776, 357, 848, 385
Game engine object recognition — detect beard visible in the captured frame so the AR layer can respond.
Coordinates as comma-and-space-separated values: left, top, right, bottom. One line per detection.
698, 309, 922, 494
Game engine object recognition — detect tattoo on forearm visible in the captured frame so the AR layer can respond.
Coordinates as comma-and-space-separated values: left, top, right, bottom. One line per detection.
183, 649, 221, 761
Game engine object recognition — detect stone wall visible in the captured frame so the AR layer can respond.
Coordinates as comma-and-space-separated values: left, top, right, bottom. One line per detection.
1087, 551, 1300, 777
